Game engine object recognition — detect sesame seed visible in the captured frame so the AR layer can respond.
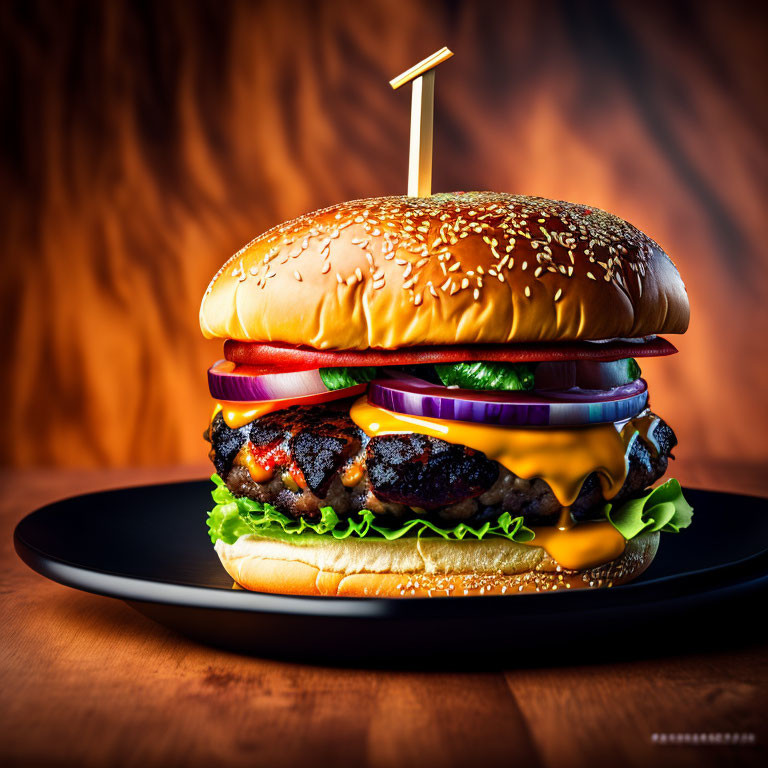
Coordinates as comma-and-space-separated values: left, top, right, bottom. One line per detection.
534, 266, 543, 277
524, 286, 531, 297
440, 278, 452, 291
321, 262, 331, 274
372, 279, 386, 289
293, 271, 302, 282
414, 292, 423, 306
403, 276, 416, 289
448, 262, 461, 272
473, 288, 480, 300
402, 263, 413, 279
587, 271, 596, 280
461, 278, 469, 289
354, 267, 363, 282
554, 288, 563, 301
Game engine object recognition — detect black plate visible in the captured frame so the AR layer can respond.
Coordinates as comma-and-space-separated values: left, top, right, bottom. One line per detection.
13, 481, 768, 664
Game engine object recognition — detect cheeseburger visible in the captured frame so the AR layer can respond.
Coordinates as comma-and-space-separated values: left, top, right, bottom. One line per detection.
201, 192, 693, 597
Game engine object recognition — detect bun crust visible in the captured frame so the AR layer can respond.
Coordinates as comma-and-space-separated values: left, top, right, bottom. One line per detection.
200, 193, 689, 349
214, 531, 659, 597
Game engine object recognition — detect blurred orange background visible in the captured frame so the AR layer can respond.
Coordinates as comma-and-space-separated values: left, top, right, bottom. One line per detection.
1, 0, 766, 474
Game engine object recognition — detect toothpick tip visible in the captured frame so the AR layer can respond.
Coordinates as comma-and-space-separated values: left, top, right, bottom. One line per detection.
389, 47, 453, 90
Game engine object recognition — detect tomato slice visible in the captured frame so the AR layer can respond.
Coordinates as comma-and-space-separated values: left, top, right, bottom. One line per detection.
223, 338, 678, 370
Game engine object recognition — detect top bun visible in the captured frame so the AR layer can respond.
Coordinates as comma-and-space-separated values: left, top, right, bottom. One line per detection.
200, 192, 689, 349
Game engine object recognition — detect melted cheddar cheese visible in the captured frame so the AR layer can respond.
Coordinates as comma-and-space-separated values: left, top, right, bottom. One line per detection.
212, 401, 284, 429
350, 397, 654, 507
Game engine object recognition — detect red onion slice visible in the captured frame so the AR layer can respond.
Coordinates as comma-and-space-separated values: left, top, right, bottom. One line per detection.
208, 360, 363, 402
367, 378, 648, 426
538, 379, 647, 402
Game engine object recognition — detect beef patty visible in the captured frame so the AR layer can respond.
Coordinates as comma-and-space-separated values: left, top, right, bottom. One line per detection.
206, 401, 676, 528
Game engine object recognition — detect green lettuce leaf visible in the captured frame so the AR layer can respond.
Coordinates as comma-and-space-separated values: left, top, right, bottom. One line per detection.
206, 474, 534, 545
435, 361, 536, 391
319, 366, 377, 390
605, 479, 693, 539
205, 475, 255, 544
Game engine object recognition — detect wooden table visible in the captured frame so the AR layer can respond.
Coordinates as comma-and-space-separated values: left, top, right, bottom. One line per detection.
1, 464, 766, 767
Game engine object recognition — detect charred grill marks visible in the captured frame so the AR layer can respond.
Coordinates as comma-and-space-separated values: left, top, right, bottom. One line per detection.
291, 431, 354, 496
207, 415, 249, 478
365, 433, 498, 509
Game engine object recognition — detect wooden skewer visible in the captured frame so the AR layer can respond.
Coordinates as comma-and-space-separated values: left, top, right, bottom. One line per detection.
390, 47, 453, 198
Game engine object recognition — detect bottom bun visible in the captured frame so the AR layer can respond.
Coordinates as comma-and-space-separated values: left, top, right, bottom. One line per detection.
214, 531, 659, 597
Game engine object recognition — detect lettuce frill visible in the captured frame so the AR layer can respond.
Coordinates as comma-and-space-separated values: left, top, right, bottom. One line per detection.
206, 473, 692, 546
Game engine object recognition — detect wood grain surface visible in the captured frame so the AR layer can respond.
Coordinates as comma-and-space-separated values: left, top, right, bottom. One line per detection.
1, 463, 766, 767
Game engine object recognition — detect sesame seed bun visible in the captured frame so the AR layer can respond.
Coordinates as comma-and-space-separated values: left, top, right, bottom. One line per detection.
214, 531, 659, 597
199, 192, 689, 349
